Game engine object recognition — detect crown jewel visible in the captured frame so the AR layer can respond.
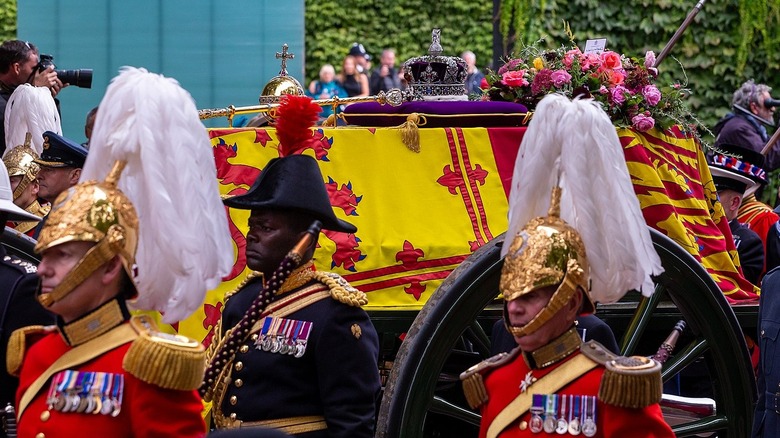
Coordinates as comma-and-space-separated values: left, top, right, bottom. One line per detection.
402, 29, 468, 101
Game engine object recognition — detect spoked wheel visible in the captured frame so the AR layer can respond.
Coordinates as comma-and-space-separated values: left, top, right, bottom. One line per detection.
375, 228, 756, 438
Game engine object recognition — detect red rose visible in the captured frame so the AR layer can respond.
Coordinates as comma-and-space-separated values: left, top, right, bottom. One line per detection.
502, 70, 528, 87
600, 51, 622, 70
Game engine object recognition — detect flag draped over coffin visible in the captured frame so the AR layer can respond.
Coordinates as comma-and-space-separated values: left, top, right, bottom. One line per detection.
174, 125, 756, 346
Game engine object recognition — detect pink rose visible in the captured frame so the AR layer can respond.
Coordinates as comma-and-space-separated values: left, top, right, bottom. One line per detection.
643, 85, 662, 106
604, 69, 625, 86
502, 70, 528, 87
632, 113, 655, 132
480, 77, 490, 90
644, 51, 656, 69
550, 69, 572, 87
611, 85, 629, 105
580, 53, 600, 71
600, 51, 622, 70
563, 48, 582, 68
599, 85, 609, 94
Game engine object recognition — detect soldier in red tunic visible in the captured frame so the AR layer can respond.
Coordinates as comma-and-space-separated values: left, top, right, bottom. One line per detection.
460, 94, 675, 437
6, 67, 234, 438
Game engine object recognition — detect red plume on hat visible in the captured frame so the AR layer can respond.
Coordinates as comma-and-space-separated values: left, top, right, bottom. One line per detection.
274, 95, 322, 157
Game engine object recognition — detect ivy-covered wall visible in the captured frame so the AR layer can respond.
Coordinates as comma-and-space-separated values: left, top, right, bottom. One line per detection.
0, 0, 16, 41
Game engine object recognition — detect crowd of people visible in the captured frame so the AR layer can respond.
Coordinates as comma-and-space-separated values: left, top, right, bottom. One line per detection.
0, 34, 779, 438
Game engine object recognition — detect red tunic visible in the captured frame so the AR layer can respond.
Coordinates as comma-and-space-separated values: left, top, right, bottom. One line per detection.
478, 350, 674, 438
15, 326, 206, 438
738, 197, 779, 273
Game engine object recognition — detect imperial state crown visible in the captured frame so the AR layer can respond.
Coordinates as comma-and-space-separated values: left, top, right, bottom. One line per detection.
402, 29, 468, 101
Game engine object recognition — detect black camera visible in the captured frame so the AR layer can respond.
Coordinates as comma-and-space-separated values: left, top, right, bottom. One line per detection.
38, 54, 93, 89
765, 98, 780, 108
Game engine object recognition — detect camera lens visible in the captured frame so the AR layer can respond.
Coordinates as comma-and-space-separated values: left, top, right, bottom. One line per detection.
55, 69, 93, 89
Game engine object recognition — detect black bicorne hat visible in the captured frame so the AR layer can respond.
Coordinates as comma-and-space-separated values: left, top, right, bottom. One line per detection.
35, 131, 88, 168
223, 154, 357, 234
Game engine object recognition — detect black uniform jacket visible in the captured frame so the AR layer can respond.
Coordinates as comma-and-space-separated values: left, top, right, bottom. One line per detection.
219, 275, 380, 438
0, 245, 54, 407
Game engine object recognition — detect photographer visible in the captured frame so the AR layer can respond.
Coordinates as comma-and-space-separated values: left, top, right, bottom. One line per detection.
713, 80, 780, 171
0, 40, 64, 153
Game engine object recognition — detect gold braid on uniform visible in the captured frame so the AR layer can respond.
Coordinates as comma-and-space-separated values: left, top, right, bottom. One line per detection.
205, 272, 265, 371
123, 315, 206, 391
599, 355, 662, 409
459, 348, 522, 409
311, 271, 368, 307
6, 325, 49, 377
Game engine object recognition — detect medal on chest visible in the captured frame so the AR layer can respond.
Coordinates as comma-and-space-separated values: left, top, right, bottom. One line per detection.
556, 394, 568, 434
543, 394, 558, 433
47, 370, 124, 416
254, 316, 313, 358
529, 394, 545, 433
568, 394, 581, 435
581, 395, 598, 437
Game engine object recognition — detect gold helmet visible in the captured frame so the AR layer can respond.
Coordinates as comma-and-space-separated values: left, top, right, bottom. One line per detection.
34, 162, 139, 307
500, 94, 663, 339
3, 133, 40, 200
500, 188, 593, 337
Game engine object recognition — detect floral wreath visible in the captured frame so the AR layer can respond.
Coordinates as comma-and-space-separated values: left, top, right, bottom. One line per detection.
482, 41, 703, 136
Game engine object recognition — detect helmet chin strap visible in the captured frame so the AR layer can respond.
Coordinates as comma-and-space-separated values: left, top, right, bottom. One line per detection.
504, 260, 585, 338
38, 226, 126, 307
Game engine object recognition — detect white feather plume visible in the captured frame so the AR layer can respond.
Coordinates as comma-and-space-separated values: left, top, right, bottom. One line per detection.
82, 67, 234, 323
503, 93, 663, 302
3, 84, 61, 155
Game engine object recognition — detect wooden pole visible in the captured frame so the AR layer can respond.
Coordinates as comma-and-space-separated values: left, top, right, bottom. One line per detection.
761, 126, 780, 156
653, 0, 707, 68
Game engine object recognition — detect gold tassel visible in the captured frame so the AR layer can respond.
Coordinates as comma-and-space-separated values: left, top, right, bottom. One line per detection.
322, 113, 337, 127
399, 113, 424, 153
123, 316, 207, 391
461, 373, 488, 409
6, 325, 47, 377
599, 356, 662, 409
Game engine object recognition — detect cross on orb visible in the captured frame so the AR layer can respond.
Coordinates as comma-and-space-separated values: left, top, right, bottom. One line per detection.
276, 44, 295, 75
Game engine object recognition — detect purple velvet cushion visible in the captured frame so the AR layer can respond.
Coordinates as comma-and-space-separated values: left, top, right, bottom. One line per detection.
341, 101, 529, 127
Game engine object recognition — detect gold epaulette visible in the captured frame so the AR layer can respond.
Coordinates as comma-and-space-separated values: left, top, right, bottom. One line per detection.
311, 271, 368, 307
581, 341, 663, 409
459, 347, 522, 409
123, 315, 206, 391
6, 325, 51, 377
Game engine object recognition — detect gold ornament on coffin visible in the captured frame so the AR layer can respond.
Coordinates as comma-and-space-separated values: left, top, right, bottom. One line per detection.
259, 44, 304, 106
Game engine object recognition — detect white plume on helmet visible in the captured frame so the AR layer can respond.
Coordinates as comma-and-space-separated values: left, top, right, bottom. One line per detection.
3, 83, 61, 155
503, 93, 663, 302
82, 67, 233, 323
